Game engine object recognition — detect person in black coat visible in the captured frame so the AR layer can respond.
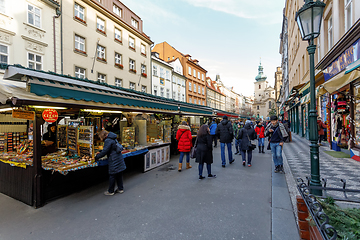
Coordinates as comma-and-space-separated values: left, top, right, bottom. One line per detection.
195, 124, 216, 180
236, 120, 257, 167
96, 130, 126, 196
215, 115, 234, 167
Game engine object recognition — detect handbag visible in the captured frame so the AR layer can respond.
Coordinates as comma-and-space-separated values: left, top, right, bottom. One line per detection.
190, 138, 198, 159
246, 133, 256, 150
115, 140, 124, 154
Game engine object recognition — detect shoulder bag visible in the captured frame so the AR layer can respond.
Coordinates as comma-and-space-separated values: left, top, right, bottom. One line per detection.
247, 133, 256, 150
190, 137, 198, 159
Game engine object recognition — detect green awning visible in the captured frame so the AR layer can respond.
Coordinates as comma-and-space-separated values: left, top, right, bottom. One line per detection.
345, 59, 360, 74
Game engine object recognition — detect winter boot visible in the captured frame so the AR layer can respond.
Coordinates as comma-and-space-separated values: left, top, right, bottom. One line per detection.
262, 146, 265, 153
178, 163, 182, 172
259, 147, 261, 153
186, 162, 192, 169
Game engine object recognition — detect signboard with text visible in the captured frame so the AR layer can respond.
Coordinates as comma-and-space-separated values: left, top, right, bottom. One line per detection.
42, 109, 58, 123
12, 109, 35, 120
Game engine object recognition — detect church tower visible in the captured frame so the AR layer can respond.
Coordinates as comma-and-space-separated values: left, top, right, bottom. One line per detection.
254, 61, 268, 102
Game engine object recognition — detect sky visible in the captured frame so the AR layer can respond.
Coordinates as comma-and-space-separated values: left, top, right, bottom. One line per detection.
121, 0, 286, 97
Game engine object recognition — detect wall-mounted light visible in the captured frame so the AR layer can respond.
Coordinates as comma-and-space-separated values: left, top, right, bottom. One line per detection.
31, 106, 67, 109
83, 109, 123, 114
0, 108, 13, 112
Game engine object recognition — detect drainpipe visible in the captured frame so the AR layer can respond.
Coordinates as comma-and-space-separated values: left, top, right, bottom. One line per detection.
53, 7, 61, 73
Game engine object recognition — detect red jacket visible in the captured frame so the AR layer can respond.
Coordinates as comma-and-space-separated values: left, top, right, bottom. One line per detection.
254, 125, 265, 138
317, 120, 327, 135
176, 125, 193, 152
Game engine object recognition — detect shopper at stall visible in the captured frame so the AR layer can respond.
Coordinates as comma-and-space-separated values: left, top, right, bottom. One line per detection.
215, 115, 234, 167
265, 116, 288, 173
209, 118, 218, 148
42, 123, 57, 155
255, 121, 265, 153
96, 130, 126, 196
196, 124, 216, 180
317, 117, 327, 146
237, 120, 257, 167
176, 121, 193, 172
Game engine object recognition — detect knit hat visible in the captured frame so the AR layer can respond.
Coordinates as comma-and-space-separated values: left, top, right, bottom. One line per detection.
270, 115, 278, 121
223, 115, 228, 120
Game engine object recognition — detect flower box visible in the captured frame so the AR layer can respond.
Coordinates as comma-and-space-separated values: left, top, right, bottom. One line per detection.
129, 46, 135, 51
75, 16, 86, 24
115, 38, 122, 44
97, 57, 106, 62
141, 52, 146, 57
130, 69, 136, 73
97, 29, 106, 35
75, 49, 86, 55
115, 63, 123, 69
141, 73, 147, 78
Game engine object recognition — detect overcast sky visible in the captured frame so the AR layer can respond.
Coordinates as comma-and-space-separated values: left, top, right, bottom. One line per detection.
121, 0, 286, 97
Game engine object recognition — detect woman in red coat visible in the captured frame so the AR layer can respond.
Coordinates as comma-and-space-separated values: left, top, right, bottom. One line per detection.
255, 121, 265, 153
176, 121, 193, 172
317, 117, 327, 146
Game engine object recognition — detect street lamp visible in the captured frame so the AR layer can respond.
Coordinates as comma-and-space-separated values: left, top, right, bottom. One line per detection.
296, 0, 326, 196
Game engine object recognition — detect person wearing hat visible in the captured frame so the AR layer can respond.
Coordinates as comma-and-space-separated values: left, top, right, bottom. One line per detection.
265, 115, 288, 173
317, 117, 327, 146
215, 115, 234, 167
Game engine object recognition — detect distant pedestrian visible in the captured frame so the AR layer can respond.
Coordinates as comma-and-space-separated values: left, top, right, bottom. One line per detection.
234, 121, 241, 155
215, 115, 234, 167
265, 116, 288, 173
255, 121, 265, 153
196, 124, 216, 180
96, 130, 126, 196
176, 121, 193, 172
209, 118, 218, 148
317, 117, 327, 146
237, 120, 257, 167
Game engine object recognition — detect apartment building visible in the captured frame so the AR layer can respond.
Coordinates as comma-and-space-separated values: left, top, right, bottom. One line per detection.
274, 67, 283, 114
206, 76, 225, 111
62, 0, 153, 92
152, 42, 207, 106
168, 58, 186, 103
0, 0, 60, 75
151, 52, 172, 98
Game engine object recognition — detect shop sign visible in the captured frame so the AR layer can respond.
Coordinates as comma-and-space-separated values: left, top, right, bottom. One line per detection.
12, 109, 35, 120
42, 109, 58, 123
324, 38, 360, 81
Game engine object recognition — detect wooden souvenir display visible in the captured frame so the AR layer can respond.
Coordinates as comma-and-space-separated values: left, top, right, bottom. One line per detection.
77, 126, 94, 157
67, 126, 78, 155
122, 127, 135, 148
57, 125, 68, 149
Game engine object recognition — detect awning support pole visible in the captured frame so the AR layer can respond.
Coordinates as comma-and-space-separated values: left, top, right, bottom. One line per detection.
33, 114, 44, 208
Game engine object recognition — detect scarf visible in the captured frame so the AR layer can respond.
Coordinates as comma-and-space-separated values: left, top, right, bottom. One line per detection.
265, 122, 288, 138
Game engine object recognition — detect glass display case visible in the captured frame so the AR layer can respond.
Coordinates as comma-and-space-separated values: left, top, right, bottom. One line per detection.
122, 127, 135, 149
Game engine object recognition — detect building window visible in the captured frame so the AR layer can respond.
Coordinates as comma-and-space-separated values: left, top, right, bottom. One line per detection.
75, 66, 85, 79
269, 101, 272, 109
197, 72, 200, 79
0, 44, 8, 64
28, 4, 41, 28
194, 99, 197, 104
257, 106, 259, 110
182, 80, 185, 87
115, 28, 122, 42
193, 69, 196, 76
189, 97, 192, 103
172, 92, 176, 100
188, 67, 191, 75
75, 35, 85, 53
160, 87, 164, 97
115, 78, 122, 87
201, 74, 204, 81
202, 87, 204, 95
153, 85, 158, 96
345, 0, 353, 32
98, 73, 106, 83
172, 76, 176, 83
113, 4, 121, 17
189, 82, 192, 91
97, 45, 106, 61
97, 17, 105, 33
166, 70, 170, 80
141, 44, 146, 56
166, 89, 170, 98
259, 84, 261, 89
160, 68, 164, 79
178, 93, 181, 100
141, 64, 146, 74
194, 83, 196, 93
129, 36, 135, 49
28, 52, 42, 70
153, 65, 157, 76
115, 52, 122, 65
141, 85, 146, 93
198, 86, 200, 94
177, 78, 181, 85
202, 100, 205, 105
328, 16, 333, 50
0, 0, 5, 14
129, 59, 135, 71
182, 94, 185, 102
74, 3, 85, 22
131, 18, 138, 29
129, 82, 135, 90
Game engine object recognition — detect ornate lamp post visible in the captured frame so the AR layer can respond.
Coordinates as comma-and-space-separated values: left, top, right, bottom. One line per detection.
296, 0, 326, 195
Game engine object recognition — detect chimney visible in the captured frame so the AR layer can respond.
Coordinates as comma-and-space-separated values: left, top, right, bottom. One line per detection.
185, 54, 191, 60
193, 59, 199, 64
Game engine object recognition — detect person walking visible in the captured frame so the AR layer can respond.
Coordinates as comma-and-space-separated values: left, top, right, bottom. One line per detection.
176, 121, 193, 172
234, 120, 241, 155
215, 115, 234, 167
209, 118, 218, 148
317, 117, 327, 146
96, 130, 126, 196
237, 120, 257, 167
255, 121, 265, 153
265, 116, 289, 173
196, 124, 216, 180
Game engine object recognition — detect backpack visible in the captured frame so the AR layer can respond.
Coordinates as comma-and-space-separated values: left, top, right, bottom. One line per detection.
115, 139, 124, 153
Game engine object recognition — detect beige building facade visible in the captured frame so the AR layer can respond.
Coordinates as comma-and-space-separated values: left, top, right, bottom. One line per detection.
62, 0, 153, 92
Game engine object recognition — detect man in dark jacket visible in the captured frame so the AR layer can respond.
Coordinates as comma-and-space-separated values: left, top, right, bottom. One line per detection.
215, 115, 234, 167
265, 116, 288, 173
96, 130, 126, 196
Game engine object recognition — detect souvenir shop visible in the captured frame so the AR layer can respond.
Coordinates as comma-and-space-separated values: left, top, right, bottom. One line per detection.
0, 65, 213, 207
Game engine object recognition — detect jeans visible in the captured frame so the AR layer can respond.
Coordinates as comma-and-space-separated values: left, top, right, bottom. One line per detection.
198, 163, 212, 176
108, 171, 124, 193
235, 139, 241, 152
220, 142, 233, 165
179, 152, 190, 163
241, 150, 253, 164
258, 138, 265, 146
270, 142, 283, 167
211, 135, 217, 147
318, 135, 325, 144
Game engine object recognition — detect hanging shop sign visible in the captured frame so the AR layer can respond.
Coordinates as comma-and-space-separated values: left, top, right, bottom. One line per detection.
12, 109, 35, 120
42, 109, 58, 123
323, 38, 360, 81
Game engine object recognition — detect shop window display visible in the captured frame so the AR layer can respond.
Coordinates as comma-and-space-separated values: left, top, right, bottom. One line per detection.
332, 93, 350, 148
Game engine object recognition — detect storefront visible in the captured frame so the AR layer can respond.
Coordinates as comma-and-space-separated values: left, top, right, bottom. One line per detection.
0, 65, 213, 207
